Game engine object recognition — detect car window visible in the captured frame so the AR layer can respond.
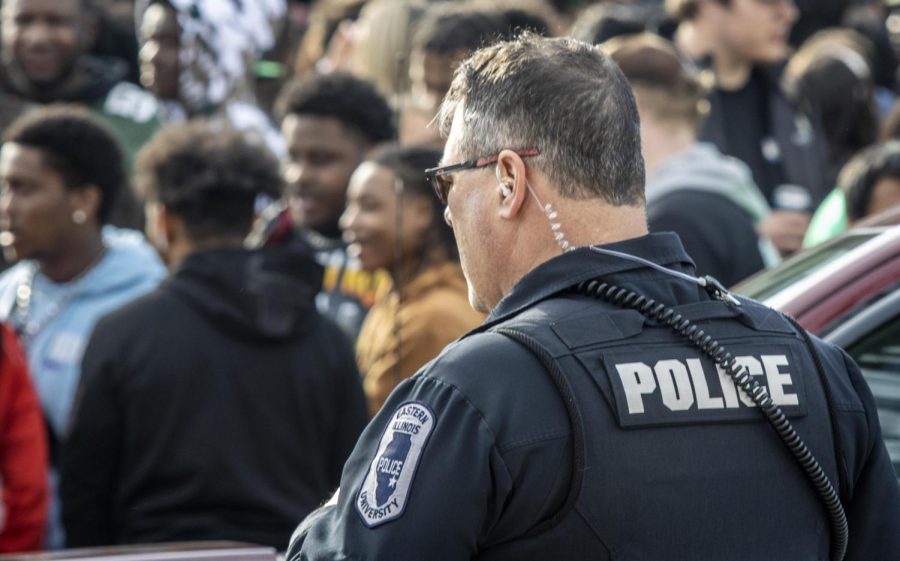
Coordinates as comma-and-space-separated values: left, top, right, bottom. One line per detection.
737, 232, 878, 300
846, 313, 900, 478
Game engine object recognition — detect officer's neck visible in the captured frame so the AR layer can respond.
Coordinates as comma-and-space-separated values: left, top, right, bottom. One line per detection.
498, 198, 648, 301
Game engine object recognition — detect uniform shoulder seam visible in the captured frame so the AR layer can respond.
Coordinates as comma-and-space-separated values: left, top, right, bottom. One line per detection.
418, 337, 569, 456
497, 430, 570, 454
414, 374, 514, 475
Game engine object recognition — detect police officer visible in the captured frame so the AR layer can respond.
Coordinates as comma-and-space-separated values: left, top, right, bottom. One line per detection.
287, 34, 900, 561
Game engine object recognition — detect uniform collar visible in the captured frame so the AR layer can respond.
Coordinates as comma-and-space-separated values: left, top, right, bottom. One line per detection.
485, 232, 695, 325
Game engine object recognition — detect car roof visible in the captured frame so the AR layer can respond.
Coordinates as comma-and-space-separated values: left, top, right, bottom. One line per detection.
735, 226, 900, 333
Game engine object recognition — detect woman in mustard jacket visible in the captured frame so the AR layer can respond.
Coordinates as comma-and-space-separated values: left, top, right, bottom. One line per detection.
341, 146, 484, 416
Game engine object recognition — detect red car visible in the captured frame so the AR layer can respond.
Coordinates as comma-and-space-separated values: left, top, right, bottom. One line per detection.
735, 224, 900, 478
735, 225, 900, 334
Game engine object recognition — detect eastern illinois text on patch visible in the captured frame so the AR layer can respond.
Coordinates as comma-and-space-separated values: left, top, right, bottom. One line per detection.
356, 401, 436, 527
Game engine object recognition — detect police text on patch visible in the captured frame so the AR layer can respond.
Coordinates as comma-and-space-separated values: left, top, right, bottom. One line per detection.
600, 346, 809, 427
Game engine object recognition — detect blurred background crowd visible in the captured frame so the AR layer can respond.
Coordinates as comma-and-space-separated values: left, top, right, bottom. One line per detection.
0, 0, 899, 554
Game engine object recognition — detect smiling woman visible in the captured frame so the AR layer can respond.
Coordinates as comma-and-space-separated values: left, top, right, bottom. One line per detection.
341, 145, 484, 416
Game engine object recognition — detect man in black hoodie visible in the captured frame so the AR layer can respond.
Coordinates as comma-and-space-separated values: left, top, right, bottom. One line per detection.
60, 121, 368, 549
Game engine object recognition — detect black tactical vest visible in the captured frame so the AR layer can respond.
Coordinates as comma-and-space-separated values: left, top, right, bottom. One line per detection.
480, 294, 841, 561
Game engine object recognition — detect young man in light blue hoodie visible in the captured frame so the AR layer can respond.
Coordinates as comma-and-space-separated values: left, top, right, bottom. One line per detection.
0, 106, 164, 548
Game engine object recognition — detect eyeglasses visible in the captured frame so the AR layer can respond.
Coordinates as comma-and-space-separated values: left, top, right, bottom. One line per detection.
425, 148, 540, 204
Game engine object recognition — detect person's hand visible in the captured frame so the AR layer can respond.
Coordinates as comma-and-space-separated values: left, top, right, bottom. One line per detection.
316, 19, 357, 74
757, 210, 811, 257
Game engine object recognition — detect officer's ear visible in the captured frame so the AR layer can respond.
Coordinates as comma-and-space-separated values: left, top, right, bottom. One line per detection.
496, 149, 528, 220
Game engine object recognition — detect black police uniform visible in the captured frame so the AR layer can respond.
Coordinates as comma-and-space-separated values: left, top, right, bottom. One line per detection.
287, 233, 900, 561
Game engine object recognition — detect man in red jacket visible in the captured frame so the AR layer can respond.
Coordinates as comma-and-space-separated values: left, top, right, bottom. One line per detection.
0, 324, 47, 552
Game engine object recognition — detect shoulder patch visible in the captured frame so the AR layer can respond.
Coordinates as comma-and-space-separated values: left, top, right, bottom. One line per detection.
356, 401, 436, 527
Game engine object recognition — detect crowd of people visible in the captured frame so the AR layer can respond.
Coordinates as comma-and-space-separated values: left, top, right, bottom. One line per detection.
0, 0, 898, 554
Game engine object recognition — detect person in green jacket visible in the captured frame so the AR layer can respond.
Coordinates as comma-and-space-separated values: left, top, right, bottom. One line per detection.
805, 141, 900, 247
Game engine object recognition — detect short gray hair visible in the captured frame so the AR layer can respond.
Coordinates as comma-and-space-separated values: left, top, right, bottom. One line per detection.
437, 33, 645, 205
